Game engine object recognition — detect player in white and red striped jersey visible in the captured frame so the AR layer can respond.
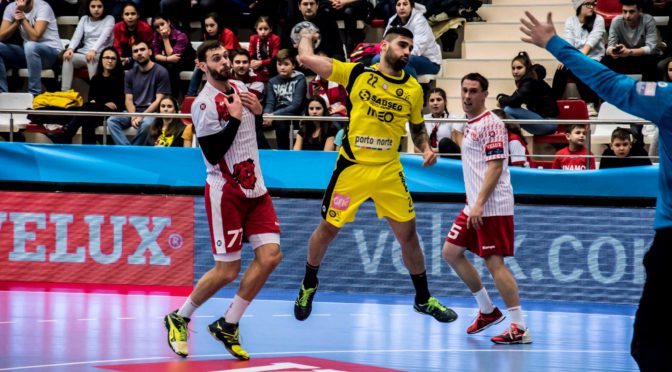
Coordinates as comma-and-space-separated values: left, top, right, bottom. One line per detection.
163, 40, 282, 361
442, 73, 531, 345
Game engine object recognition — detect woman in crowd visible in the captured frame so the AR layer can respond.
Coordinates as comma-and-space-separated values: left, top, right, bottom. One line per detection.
422, 87, 464, 158
61, 0, 115, 91
293, 96, 337, 151
497, 51, 559, 135
48, 47, 124, 144
150, 95, 192, 147
151, 13, 195, 97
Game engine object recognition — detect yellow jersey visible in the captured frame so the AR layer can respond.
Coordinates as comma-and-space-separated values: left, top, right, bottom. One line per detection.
328, 59, 424, 165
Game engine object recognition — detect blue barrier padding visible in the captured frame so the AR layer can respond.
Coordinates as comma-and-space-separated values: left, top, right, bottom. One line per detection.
0, 142, 659, 197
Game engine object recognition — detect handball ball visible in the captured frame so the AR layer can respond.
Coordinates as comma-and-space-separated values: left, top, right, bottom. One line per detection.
291, 21, 321, 48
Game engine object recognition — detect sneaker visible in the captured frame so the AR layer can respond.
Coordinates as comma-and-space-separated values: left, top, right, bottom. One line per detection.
413, 296, 458, 323
208, 317, 250, 360
466, 307, 505, 334
163, 310, 190, 358
491, 323, 532, 344
294, 282, 318, 321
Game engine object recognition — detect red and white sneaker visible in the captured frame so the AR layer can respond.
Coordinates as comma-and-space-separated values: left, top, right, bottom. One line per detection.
466, 307, 505, 334
491, 323, 532, 344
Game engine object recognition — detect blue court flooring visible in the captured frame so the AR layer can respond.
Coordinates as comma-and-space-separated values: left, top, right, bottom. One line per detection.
0, 288, 638, 371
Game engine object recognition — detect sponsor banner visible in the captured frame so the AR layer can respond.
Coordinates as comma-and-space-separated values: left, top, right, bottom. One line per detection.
196, 198, 654, 304
0, 192, 194, 286
97, 356, 402, 371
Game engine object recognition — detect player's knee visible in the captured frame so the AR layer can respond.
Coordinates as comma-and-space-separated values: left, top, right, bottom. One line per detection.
442, 243, 462, 264
213, 263, 241, 284
257, 246, 282, 270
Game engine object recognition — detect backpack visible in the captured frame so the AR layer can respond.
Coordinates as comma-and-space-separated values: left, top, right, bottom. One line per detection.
32, 90, 84, 110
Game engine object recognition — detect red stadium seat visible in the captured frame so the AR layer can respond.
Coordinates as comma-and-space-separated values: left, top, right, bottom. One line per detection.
596, 0, 622, 28
534, 99, 589, 144
180, 96, 195, 126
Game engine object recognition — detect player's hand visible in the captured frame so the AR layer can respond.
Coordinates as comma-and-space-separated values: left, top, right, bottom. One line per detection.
520, 12, 556, 49
421, 148, 437, 167
467, 205, 484, 230
222, 93, 243, 120
239, 91, 262, 115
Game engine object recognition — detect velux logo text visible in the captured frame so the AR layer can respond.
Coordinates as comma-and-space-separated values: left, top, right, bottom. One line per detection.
0, 212, 177, 265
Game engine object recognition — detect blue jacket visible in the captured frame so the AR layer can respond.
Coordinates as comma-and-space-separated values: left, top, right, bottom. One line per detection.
547, 35, 671, 230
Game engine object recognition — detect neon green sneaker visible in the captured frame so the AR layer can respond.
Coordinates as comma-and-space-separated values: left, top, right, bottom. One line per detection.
163, 310, 190, 357
413, 296, 458, 323
208, 317, 250, 360
294, 282, 318, 321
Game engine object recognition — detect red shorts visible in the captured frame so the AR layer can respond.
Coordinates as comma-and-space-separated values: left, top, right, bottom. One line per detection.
445, 210, 514, 257
205, 184, 280, 256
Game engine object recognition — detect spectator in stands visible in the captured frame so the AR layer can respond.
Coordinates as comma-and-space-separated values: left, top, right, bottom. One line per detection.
602, 0, 662, 81
0, 0, 62, 96
61, 0, 115, 91
599, 127, 652, 168
308, 53, 347, 118
107, 40, 171, 146
497, 51, 558, 135
284, 0, 345, 62
552, 124, 595, 170
294, 96, 337, 150
318, 0, 369, 53
186, 12, 240, 96
493, 108, 531, 168
150, 95, 192, 147
47, 46, 124, 144
105, 0, 142, 21
263, 48, 306, 149
113, 2, 152, 70
422, 87, 463, 158
374, 0, 442, 78
248, 16, 279, 83
552, 0, 605, 109
151, 13, 195, 97
230, 48, 265, 98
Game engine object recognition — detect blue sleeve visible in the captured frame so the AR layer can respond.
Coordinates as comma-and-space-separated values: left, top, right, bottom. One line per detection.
264, 81, 276, 114
546, 35, 672, 127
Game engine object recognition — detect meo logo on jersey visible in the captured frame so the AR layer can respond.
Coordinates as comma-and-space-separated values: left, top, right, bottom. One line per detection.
485, 141, 504, 156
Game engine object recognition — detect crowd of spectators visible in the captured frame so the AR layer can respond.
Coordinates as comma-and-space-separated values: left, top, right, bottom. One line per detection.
0, 0, 667, 167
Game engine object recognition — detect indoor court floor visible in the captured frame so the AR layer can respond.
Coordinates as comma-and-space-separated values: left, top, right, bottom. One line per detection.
0, 286, 638, 371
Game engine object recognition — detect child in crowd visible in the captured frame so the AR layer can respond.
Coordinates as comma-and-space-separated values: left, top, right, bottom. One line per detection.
61, 0, 115, 90
248, 16, 280, 83
599, 127, 652, 169
294, 96, 337, 151
493, 109, 530, 168
552, 124, 595, 170
263, 49, 306, 150
186, 13, 240, 96
150, 95, 192, 147
113, 2, 153, 69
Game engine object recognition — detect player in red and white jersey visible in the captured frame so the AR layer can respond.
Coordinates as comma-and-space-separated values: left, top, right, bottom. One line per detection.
442, 73, 531, 345
163, 40, 282, 361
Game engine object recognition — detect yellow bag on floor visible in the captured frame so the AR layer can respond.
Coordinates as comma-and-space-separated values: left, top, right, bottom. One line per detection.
32, 90, 84, 110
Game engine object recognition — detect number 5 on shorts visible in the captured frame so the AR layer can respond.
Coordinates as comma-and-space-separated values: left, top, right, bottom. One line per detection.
447, 223, 462, 240
227, 228, 243, 249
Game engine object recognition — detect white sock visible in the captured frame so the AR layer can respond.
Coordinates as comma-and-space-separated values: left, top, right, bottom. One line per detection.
224, 295, 250, 324
473, 287, 495, 314
177, 296, 199, 319
508, 306, 525, 329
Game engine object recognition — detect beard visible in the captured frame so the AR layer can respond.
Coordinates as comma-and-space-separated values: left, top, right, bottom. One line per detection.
384, 53, 407, 72
137, 57, 149, 66
208, 65, 229, 81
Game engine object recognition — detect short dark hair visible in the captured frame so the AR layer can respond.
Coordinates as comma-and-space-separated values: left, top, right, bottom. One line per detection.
566, 124, 586, 134
384, 26, 414, 40
620, 0, 642, 8
461, 72, 489, 91
229, 48, 250, 61
611, 127, 633, 142
276, 49, 296, 65
197, 40, 224, 63
131, 39, 149, 49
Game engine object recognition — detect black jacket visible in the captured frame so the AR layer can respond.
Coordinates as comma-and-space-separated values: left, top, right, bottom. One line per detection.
498, 65, 559, 119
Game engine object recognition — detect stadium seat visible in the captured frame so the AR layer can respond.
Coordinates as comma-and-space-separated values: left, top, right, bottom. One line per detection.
0, 92, 34, 137
534, 99, 589, 145
596, 0, 622, 28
